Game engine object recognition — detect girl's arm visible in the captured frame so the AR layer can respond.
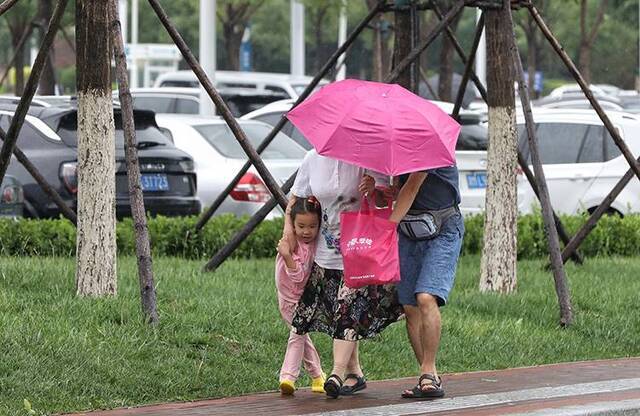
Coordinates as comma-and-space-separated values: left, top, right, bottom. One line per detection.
282, 196, 298, 251
389, 172, 428, 223
277, 238, 306, 282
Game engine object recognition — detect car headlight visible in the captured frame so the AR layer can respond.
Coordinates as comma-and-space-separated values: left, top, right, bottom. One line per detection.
179, 160, 194, 172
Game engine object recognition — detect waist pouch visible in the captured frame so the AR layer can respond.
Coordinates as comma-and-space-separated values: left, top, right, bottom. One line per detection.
398, 205, 459, 241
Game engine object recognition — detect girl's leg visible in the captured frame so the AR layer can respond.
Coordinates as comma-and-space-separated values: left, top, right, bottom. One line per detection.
280, 329, 306, 382
301, 334, 323, 378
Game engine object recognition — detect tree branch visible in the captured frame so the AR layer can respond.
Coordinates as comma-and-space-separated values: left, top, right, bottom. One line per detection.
587, 0, 608, 46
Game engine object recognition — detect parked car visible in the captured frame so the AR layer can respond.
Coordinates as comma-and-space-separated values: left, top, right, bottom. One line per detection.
536, 98, 624, 111
0, 103, 200, 219
516, 109, 640, 216
155, 114, 306, 218
153, 70, 328, 100
0, 174, 24, 218
115, 87, 287, 117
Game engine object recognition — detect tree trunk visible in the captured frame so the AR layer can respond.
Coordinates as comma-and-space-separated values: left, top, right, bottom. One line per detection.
312, 6, 327, 75
223, 21, 243, 71
9, 29, 26, 95
578, 41, 591, 85
75, 0, 117, 297
480, 0, 518, 294
38, 0, 56, 95
392, 8, 412, 89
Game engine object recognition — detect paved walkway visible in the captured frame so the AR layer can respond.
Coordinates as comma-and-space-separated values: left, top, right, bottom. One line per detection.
67, 357, 640, 416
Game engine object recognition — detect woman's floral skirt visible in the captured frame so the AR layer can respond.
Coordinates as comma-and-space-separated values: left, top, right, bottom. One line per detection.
291, 263, 403, 341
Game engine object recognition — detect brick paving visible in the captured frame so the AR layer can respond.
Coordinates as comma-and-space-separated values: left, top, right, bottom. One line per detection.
65, 357, 640, 416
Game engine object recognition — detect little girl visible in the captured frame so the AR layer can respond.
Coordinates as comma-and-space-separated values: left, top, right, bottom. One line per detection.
275, 196, 325, 395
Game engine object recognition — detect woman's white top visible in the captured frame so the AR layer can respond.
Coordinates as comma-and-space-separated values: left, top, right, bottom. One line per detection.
291, 150, 386, 270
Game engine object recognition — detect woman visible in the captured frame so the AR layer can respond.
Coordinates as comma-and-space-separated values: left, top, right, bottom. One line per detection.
284, 149, 403, 399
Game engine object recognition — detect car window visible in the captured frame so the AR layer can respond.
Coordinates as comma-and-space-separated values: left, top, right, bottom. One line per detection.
253, 113, 311, 150
519, 123, 587, 164
0, 115, 53, 147
254, 113, 281, 126
604, 130, 623, 161
193, 123, 306, 159
576, 126, 604, 163
265, 85, 288, 95
160, 80, 199, 88
133, 96, 174, 113
175, 98, 199, 114
456, 124, 488, 150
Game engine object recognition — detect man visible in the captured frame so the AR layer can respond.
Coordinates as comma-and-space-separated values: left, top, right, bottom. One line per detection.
388, 166, 464, 399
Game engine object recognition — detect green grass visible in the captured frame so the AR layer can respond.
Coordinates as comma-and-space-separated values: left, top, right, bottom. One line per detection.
1, 255, 640, 415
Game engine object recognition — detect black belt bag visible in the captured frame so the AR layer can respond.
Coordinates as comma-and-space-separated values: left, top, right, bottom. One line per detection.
398, 205, 459, 241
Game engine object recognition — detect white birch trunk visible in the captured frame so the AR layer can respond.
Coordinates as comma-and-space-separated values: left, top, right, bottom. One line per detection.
480, 106, 518, 293
75, 92, 117, 296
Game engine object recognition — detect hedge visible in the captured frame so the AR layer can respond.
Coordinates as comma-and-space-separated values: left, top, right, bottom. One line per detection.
1, 213, 639, 259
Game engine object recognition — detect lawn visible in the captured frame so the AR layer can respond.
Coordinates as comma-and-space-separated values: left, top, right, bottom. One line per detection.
1, 255, 639, 415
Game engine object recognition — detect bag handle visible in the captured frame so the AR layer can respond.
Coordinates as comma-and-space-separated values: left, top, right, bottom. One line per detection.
359, 188, 393, 216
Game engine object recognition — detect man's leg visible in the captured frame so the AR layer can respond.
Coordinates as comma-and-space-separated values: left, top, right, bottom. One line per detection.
415, 292, 441, 377
403, 304, 424, 366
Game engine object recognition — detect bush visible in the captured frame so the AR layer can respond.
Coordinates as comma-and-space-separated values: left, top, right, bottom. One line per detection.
1, 213, 639, 259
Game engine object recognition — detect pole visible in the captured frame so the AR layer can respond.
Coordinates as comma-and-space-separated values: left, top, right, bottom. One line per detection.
452, 13, 485, 118
290, 0, 305, 76
199, 0, 216, 116
130, 0, 139, 88
475, 7, 487, 98
336, 0, 347, 81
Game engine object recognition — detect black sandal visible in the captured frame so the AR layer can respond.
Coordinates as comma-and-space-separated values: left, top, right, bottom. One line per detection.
340, 373, 367, 395
401, 373, 444, 399
324, 374, 343, 399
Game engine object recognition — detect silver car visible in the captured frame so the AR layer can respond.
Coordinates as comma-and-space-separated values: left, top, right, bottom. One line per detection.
155, 114, 305, 218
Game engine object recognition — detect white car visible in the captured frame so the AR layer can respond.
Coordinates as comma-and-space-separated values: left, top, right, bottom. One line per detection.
153, 70, 328, 100
515, 109, 640, 215
154, 114, 306, 218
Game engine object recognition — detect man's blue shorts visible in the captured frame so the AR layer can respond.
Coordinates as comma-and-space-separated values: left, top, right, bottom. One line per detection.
397, 211, 465, 307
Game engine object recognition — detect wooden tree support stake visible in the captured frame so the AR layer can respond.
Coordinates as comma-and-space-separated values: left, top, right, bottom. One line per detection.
0, 0, 19, 17
0, 0, 68, 184
109, 0, 158, 325
194, 1, 387, 233
510, 6, 573, 326
452, 12, 485, 118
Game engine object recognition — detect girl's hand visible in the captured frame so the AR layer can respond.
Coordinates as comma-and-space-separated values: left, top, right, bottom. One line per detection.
358, 174, 375, 196
277, 237, 292, 257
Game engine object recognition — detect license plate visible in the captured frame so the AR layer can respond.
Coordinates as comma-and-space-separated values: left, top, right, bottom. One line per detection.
141, 174, 169, 192
466, 172, 487, 189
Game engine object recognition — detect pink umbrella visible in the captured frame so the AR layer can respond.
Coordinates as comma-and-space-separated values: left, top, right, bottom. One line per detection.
286, 79, 461, 176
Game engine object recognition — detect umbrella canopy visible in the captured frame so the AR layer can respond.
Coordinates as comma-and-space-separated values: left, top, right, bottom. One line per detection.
286, 79, 461, 176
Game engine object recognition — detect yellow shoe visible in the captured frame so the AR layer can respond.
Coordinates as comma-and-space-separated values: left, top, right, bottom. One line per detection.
311, 373, 326, 393
279, 379, 296, 395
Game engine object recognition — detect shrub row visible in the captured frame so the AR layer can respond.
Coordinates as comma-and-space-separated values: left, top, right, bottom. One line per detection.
1, 213, 639, 259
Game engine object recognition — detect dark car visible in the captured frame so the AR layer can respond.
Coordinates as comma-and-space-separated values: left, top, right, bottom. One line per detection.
0, 174, 24, 218
0, 103, 200, 219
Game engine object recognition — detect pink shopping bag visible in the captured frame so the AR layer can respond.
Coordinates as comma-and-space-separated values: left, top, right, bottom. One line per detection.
340, 197, 401, 288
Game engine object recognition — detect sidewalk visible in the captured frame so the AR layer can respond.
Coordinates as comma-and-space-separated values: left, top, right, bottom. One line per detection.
67, 357, 640, 416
